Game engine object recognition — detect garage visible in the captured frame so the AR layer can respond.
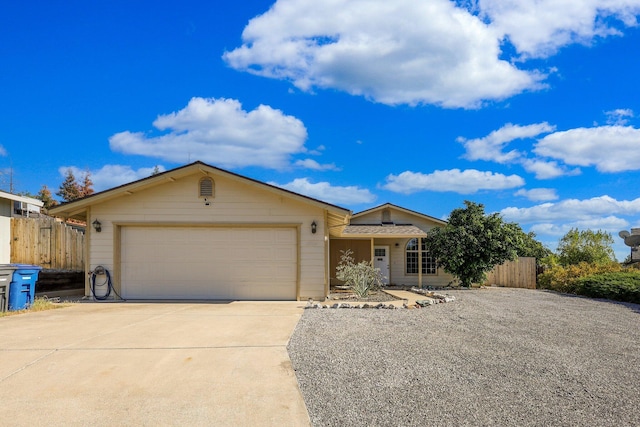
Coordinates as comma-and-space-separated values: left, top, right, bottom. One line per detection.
48, 162, 351, 301
120, 226, 297, 300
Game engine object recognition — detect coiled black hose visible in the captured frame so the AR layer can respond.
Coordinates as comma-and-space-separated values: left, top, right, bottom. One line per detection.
90, 266, 124, 301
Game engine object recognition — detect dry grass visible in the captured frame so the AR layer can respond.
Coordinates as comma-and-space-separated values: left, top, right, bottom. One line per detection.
0, 297, 72, 317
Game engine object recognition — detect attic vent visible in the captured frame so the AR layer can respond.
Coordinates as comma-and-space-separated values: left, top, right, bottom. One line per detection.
382, 208, 392, 224
199, 177, 214, 198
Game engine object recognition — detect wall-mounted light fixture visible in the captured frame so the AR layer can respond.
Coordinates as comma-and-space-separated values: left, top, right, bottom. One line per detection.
311, 221, 317, 234
92, 219, 102, 233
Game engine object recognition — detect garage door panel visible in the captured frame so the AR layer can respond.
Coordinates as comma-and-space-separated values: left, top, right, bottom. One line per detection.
121, 227, 297, 300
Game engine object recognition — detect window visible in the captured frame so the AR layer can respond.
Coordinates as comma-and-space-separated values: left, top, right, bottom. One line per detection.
199, 177, 214, 198
374, 248, 386, 257
406, 238, 436, 275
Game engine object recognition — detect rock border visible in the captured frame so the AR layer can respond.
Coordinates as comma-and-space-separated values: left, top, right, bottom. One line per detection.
306, 288, 456, 309
410, 287, 457, 303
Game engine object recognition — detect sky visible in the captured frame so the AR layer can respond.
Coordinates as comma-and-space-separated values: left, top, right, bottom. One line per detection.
2, 0, 640, 260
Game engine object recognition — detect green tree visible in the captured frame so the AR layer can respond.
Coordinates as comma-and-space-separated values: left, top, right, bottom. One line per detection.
557, 228, 616, 266
515, 229, 553, 262
37, 185, 58, 211
424, 201, 523, 287
56, 169, 81, 202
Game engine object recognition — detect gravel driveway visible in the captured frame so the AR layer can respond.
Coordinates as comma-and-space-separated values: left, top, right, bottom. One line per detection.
287, 288, 640, 427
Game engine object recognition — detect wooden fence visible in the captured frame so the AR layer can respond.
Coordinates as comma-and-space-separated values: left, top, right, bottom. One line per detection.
485, 257, 537, 289
11, 216, 85, 271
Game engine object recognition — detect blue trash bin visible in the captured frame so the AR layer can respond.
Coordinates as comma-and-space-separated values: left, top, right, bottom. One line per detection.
8, 264, 42, 311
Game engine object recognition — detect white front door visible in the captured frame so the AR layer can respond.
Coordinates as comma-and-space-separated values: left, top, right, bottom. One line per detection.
373, 245, 390, 285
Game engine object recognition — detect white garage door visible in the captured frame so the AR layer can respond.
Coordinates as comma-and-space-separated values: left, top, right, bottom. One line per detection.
120, 226, 297, 300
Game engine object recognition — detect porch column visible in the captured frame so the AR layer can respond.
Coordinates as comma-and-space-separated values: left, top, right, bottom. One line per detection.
418, 237, 423, 288
324, 210, 330, 298
370, 238, 374, 263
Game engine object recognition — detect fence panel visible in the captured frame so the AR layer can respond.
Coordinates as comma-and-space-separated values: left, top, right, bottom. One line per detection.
10, 217, 85, 270
485, 257, 537, 289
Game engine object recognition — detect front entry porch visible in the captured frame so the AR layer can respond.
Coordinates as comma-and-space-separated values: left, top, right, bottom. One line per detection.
328, 234, 454, 291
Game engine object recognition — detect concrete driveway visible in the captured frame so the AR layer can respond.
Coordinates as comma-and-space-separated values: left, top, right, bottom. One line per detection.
0, 301, 310, 426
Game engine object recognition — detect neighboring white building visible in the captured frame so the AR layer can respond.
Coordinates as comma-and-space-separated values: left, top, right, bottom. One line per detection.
0, 191, 44, 264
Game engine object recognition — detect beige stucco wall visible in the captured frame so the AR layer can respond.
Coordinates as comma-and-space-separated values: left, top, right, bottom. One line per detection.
88, 172, 327, 300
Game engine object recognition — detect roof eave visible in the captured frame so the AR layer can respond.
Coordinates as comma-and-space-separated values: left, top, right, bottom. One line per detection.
339, 233, 428, 239
0, 190, 44, 207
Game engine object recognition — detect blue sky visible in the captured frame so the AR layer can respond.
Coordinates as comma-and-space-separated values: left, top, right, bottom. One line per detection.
2, 0, 640, 260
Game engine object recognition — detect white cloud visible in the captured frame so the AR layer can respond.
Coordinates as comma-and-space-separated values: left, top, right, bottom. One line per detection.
270, 177, 376, 205
521, 158, 581, 179
383, 169, 525, 194
459, 122, 555, 162
59, 164, 164, 192
110, 97, 308, 170
294, 158, 340, 171
479, 0, 640, 58
514, 188, 558, 202
530, 217, 630, 237
224, 0, 543, 108
0, 145, 7, 157
308, 145, 326, 155
501, 195, 640, 223
534, 125, 640, 172
459, 121, 640, 178
605, 108, 634, 125
224, 1, 640, 108
501, 195, 640, 260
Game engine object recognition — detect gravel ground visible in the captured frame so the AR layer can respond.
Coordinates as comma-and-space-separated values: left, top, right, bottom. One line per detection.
287, 288, 640, 427
327, 289, 402, 303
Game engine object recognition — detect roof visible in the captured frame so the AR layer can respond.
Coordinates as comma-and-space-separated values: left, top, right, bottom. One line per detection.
48, 162, 352, 227
352, 202, 447, 226
0, 190, 44, 207
341, 224, 428, 238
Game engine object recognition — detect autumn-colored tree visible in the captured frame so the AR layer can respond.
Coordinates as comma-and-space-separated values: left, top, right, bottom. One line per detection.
80, 171, 94, 197
37, 185, 58, 211
57, 169, 81, 202
56, 169, 94, 202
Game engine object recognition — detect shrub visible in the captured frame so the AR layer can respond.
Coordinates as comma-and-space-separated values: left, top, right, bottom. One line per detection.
335, 249, 384, 298
538, 262, 622, 293
575, 272, 640, 304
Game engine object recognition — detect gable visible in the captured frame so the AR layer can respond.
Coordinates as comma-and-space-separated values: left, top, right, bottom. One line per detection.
350, 204, 445, 232
49, 162, 351, 231
93, 171, 323, 222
